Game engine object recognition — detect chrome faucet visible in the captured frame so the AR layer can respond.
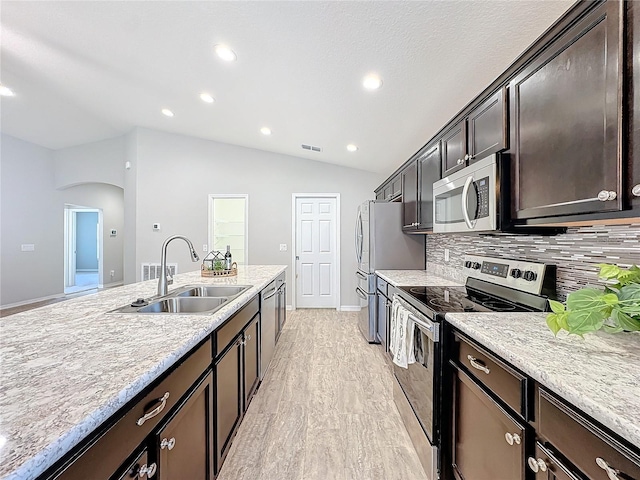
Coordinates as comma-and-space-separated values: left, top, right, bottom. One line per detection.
158, 235, 200, 296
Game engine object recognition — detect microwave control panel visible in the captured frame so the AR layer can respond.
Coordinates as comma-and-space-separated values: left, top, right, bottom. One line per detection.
475, 176, 490, 218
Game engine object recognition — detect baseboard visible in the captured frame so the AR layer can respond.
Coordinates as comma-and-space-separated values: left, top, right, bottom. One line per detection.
1, 293, 64, 310
286, 305, 294, 311
339, 305, 361, 312
102, 281, 123, 289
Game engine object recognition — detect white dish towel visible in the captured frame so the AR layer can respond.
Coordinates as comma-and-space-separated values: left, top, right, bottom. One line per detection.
390, 295, 416, 369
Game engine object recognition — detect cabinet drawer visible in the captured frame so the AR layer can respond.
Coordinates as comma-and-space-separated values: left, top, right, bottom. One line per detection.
455, 333, 526, 417
376, 276, 388, 296
54, 338, 211, 480
215, 296, 259, 355
528, 442, 581, 480
538, 388, 640, 480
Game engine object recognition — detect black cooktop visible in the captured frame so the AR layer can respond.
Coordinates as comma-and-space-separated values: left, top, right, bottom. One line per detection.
398, 284, 534, 316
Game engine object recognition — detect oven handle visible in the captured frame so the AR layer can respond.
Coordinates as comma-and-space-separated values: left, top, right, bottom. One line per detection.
395, 295, 439, 343
461, 175, 476, 230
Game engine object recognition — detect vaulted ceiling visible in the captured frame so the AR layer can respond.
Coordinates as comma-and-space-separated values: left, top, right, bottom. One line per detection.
0, 1, 573, 174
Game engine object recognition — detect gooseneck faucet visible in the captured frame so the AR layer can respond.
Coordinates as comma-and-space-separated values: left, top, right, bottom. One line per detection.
158, 235, 200, 296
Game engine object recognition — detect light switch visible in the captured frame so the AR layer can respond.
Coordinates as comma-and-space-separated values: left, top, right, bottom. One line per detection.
444, 248, 450, 262
153, 223, 161, 231
21, 244, 35, 252
110, 229, 117, 236
203, 244, 208, 252
279, 244, 288, 251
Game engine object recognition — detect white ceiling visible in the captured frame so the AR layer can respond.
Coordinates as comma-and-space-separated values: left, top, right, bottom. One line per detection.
0, 1, 573, 175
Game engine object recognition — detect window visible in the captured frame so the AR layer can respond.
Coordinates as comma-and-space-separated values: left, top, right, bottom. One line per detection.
208, 194, 248, 265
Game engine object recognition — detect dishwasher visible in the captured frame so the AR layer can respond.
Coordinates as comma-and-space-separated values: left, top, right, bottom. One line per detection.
260, 281, 277, 380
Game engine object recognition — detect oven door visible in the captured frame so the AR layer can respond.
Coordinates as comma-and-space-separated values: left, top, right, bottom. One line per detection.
433, 154, 497, 233
394, 320, 437, 444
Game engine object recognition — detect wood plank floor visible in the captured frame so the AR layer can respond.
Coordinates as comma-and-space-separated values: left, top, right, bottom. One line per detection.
217, 309, 428, 480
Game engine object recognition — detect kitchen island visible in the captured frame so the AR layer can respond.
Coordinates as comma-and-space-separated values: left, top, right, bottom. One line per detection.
0, 265, 286, 480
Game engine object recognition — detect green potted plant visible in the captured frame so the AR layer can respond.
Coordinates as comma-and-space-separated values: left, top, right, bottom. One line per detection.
547, 264, 640, 336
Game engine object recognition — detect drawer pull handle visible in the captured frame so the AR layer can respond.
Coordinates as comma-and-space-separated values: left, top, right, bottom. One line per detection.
136, 392, 170, 426
139, 462, 157, 478
161, 437, 176, 450
527, 457, 548, 473
467, 355, 490, 374
596, 457, 620, 480
504, 432, 521, 446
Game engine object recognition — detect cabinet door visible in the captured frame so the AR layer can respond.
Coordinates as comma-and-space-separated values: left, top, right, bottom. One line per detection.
383, 184, 392, 201
375, 291, 388, 347
157, 374, 212, 480
243, 315, 259, 407
510, 1, 623, 220
401, 162, 419, 230
468, 87, 508, 162
215, 340, 242, 471
527, 442, 581, 480
418, 143, 441, 229
391, 176, 402, 199
375, 190, 384, 201
115, 449, 156, 480
452, 367, 525, 480
442, 119, 467, 177
629, 0, 640, 209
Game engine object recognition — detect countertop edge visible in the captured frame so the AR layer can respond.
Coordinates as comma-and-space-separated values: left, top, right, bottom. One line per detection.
3, 265, 286, 480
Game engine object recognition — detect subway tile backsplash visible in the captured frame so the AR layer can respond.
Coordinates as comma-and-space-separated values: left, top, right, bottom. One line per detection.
426, 223, 640, 300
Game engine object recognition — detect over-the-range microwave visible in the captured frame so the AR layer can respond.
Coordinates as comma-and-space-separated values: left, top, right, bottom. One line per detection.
433, 154, 503, 234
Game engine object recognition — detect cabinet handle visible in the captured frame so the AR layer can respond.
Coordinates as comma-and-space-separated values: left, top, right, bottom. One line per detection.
246, 334, 252, 341
456, 158, 464, 165
504, 432, 521, 446
136, 392, 170, 426
467, 354, 490, 374
596, 457, 621, 480
139, 462, 157, 478
527, 457, 548, 473
160, 437, 176, 450
464, 154, 474, 161
632, 184, 640, 197
597, 190, 617, 201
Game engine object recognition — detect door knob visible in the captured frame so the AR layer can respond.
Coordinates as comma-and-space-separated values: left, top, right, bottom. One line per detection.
504, 432, 521, 445
160, 437, 176, 450
139, 463, 157, 478
597, 190, 617, 201
527, 457, 548, 473
632, 184, 640, 197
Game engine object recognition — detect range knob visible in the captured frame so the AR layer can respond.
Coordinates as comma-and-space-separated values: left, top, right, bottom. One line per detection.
523, 270, 537, 282
471, 262, 481, 270
464, 261, 472, 268
510, 268, 522, 279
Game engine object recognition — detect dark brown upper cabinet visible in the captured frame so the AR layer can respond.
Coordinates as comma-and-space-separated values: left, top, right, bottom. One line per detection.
442, 88, 508, 178
629, 0, 640, 210
418, 143, 441, 229
401, 162, 419, 230
510, 0, 623, 221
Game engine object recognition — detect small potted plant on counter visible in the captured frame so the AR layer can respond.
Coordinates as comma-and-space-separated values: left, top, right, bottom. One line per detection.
547, 264, 640, 336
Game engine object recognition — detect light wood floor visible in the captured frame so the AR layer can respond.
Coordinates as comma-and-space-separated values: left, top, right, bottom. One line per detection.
217, 309, 428, 480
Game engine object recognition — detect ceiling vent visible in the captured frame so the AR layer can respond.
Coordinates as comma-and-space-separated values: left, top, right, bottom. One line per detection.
301, 144, 322, 152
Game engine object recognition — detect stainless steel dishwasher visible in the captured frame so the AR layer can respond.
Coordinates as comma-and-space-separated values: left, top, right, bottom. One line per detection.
260, 281, 277, 380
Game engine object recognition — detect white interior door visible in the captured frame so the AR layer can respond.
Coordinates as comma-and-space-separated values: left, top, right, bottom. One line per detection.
295, 196, 338, 308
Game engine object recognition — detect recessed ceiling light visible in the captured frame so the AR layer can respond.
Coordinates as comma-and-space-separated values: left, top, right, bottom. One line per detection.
347, 144, 358, 152
363, 74, 383, 91
0, 85, 15, 97
260, 127, 272, 136
200, 93, 215, 103
214, 44, 237, 62
161, 108, 174, 117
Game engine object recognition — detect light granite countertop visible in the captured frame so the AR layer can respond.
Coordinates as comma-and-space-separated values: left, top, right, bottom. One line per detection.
445, 312, 640, 449
0, 265, 286, 480
375, 270, 463, 287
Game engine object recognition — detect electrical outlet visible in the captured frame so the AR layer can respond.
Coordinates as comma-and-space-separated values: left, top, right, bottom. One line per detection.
203, 244, 208, 252
279, 244, 287, 252
153, 223, 161, 231
21, 244, 35, 252
110, 270, 115, 277
444, 248, 450, 262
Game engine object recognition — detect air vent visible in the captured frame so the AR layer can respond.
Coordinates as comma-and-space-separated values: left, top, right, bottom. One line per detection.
301, 144, 322, 152
141, 263, 177, 281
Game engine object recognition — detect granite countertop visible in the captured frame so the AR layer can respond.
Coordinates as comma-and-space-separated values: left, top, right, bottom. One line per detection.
375, 269, 463, 287
445, 312, 640, 449
0, 265, 286, 480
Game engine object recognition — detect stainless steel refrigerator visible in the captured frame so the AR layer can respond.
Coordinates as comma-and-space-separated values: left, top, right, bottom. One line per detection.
355, 200, 425, 342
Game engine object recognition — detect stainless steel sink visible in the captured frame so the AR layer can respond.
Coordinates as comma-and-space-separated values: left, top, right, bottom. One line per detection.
137, 297, 229, 313
175, 285, 251, 298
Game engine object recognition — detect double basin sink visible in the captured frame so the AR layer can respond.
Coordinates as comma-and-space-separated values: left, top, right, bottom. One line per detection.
111, 285, 252, 314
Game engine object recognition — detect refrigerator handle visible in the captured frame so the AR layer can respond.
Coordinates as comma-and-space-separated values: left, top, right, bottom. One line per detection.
356, 271, 367, 280
355, 211, 363, 264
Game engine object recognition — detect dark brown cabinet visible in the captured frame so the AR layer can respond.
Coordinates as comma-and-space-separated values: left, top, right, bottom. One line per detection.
451, 367, 526, 480
377, 175, 402, 202
629, 0, 640, 210
442, 120, 467, 177
401, 162, 418, 230
510, 0, 623, 221
243, 315, 259, 407
115, 450, 155, 480
528, 442, 581, 480
157, 374, 213, 480
417, 143, 441, 229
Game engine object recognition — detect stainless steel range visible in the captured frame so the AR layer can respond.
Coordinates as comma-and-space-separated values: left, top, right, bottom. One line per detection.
391, 255, 556, 480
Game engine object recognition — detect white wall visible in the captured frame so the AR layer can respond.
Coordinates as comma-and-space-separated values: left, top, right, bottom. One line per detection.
54, 136, 125, 189
1, 134, 63, 305
131, 128, 383, 307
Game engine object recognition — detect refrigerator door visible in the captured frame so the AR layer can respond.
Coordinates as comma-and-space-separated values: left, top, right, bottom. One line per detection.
356, 271, 378, 343
356, 201, 371, 272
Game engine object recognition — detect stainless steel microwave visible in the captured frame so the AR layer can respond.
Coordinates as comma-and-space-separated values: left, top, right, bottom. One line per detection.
433, 154, 498, 233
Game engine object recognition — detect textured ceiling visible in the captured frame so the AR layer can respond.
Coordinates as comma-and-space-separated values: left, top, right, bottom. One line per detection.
0, 1, 573, 174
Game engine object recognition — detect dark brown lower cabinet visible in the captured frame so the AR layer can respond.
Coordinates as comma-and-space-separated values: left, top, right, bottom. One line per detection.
528, 442, 581, 480
115, 449, 155, 480
243, 315, 259, 407
215, 339, 242, 470
156, 374, 213, 480
452, 366, 525, 480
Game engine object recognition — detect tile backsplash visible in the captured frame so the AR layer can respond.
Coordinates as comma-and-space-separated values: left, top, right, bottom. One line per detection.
426, 223, 640, 300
